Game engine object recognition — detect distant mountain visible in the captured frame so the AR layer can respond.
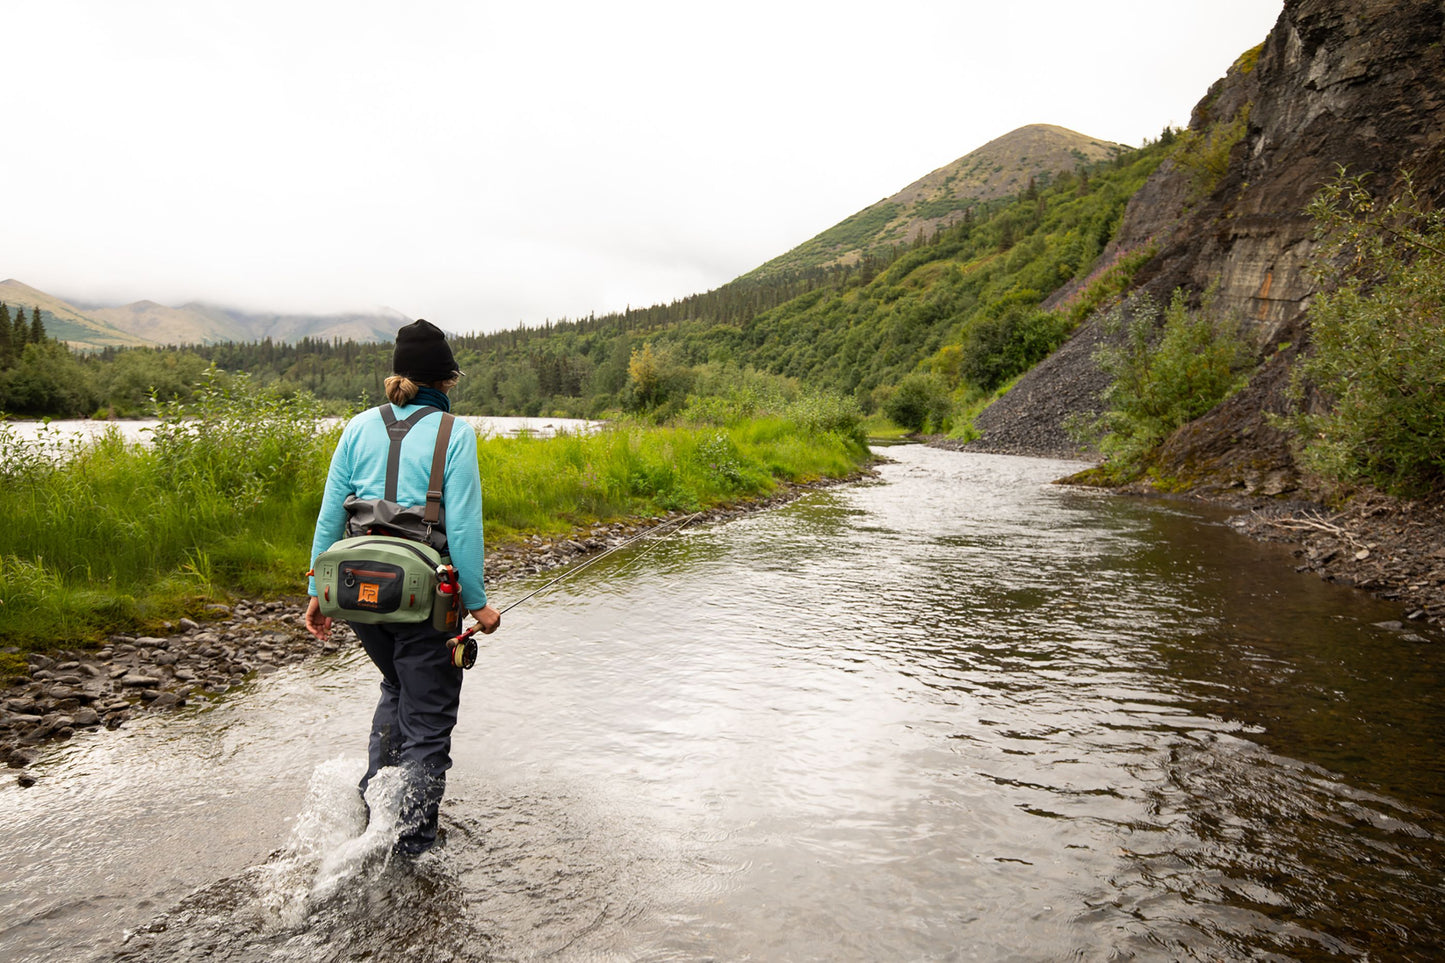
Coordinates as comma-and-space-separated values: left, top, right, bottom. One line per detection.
0, 279, 150, 349
84, 300, 251, 345
746, 124, 1122, 283
0, 279, 410, 349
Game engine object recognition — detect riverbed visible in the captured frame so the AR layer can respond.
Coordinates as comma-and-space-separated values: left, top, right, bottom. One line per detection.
1, 445, 1440, 961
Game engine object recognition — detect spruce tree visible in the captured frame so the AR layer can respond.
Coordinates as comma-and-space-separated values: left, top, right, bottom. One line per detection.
30, 306, 45, 343
10, 304, 28, 349
0, 303, 11, 365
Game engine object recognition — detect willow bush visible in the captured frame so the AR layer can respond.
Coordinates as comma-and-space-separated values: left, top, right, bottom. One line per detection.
1293, 170, 1445, 496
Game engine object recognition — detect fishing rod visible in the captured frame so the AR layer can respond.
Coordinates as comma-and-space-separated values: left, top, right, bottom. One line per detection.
447, 511, 702, 668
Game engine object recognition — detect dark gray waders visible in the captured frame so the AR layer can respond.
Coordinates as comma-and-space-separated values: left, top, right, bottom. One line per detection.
354, 619, 463, 855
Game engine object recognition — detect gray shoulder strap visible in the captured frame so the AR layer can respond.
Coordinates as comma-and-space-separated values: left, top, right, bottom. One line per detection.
378, 404, 443, 502
424, 413, 455, 526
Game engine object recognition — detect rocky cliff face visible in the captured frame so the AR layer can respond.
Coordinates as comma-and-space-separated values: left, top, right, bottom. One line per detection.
974, 0, 1445, 497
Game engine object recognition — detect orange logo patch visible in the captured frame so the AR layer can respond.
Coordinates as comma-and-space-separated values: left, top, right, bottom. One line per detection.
358, 582, 381, 605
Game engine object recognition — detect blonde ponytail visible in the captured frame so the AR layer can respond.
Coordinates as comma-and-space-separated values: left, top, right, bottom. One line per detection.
384, 375, 421, 405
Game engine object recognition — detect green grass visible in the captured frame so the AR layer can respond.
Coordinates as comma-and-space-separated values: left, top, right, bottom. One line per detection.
0, 384, 870, 652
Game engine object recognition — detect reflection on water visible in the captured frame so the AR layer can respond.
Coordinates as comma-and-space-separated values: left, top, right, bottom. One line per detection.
1, 445, 1441, 962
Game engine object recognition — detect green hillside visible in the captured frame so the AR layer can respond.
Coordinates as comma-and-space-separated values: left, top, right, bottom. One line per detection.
431, 137, 1169, 419
745, 124, 1123, 285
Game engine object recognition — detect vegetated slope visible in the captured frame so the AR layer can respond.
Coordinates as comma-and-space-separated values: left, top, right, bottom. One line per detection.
0, 279, 149, 349
970, 0, 1445, 496
422, 141, 1168, 417
745, 125, 1122, 284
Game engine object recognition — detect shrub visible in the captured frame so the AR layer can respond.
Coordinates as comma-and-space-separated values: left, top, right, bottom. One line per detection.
959, 305, 1069, 392
1075, 288, 1254, 473
1293, 170, 1445, 495
883, 372, 952, 433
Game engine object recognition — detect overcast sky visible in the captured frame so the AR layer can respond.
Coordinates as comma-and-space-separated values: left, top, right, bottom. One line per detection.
8, 0, 1284, 335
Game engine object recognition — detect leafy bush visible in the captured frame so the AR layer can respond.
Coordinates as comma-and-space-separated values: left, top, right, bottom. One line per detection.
1293, 170, 1445, 495
959, 305, 1069, 392
1073, 288, 1254, 473
883, 372, 953, 433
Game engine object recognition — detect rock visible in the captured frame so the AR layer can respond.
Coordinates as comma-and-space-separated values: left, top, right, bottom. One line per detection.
73, 708, 101, 727
17, 772, 36, 788
120, 673, 163, 687
39, 713, 75, 735
150, 692, 182, 709
1373, 621, 1405, 631
178, 618, 200, 632
7, 748, 37, 768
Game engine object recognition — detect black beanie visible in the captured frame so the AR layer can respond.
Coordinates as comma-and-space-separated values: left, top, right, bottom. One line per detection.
392, 319, 461, 381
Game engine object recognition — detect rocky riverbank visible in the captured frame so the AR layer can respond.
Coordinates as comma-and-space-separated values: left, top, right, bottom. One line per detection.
1, 471, 875, 783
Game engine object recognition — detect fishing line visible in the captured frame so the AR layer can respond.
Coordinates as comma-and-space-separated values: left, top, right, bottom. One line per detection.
498, 510, 702, 616
447, 511, 703, 666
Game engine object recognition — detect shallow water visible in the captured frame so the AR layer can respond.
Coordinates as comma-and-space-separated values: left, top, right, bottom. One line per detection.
2, 445, 1441, 961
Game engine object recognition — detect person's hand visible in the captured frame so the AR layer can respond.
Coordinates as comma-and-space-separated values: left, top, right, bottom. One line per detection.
471, 604, 501, 635
305, 596, 333, 641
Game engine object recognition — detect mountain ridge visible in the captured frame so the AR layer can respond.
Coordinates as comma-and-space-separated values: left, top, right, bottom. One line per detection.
744, 124, 1122, 283
0, 279, 410, 349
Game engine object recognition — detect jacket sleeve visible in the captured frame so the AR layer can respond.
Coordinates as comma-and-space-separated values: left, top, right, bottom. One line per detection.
442, 422, 488, 609
307, 424, 358, 597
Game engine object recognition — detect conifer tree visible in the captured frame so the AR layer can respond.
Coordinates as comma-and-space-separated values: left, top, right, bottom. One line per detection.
30, 306, 45, 344
11, 305, 29, 349
0, 303, 11, 365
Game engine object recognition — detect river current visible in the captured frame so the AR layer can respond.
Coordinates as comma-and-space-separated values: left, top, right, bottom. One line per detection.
2, 445, 1441, 961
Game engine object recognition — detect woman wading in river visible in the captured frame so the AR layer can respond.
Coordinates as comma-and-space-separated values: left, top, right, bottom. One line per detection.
304, 319, 500, 856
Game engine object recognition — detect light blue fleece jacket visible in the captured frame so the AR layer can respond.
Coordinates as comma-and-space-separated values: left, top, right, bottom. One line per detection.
307, 404, 487, 610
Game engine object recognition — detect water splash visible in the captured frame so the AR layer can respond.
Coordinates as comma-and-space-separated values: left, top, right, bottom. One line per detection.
249, 758, 412, 926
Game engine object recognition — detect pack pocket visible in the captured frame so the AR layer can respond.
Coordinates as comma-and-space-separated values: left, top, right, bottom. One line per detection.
338, 561, 405, 614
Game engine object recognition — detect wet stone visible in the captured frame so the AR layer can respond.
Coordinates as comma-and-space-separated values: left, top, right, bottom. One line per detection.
121, 673, 163, 687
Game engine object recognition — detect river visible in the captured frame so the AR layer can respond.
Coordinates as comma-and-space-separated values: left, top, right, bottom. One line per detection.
0, 415, 597, 452
1, 445, 1441, 961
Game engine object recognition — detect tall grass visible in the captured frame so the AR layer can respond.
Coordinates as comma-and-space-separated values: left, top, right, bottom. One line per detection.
0, 382, 869, 650
0, 372, 331, 647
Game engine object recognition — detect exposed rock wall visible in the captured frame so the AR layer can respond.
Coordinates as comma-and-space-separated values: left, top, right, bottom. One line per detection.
973, 0, 1445, 495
